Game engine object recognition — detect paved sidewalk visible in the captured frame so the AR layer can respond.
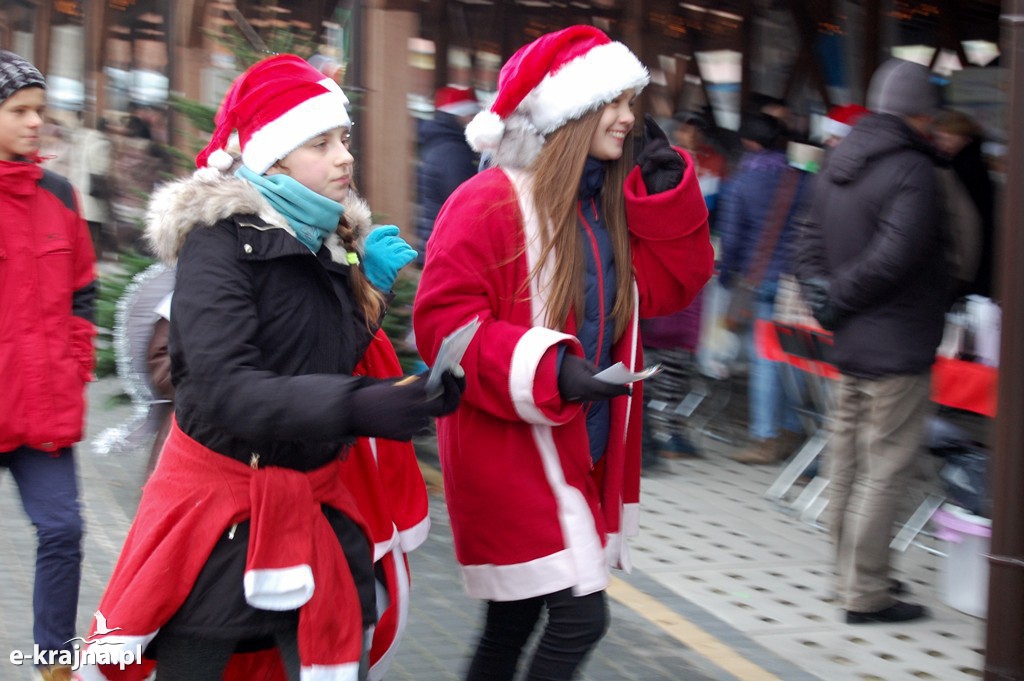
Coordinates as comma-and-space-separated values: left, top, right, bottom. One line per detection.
0, 378, 988, 680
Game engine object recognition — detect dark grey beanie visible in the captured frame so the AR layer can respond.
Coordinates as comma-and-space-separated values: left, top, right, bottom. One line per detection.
867, 58, 939, 117
0, 50, 45, 105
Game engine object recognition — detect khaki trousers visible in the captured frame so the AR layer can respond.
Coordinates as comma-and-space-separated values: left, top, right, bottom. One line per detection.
826, 371, 933, 612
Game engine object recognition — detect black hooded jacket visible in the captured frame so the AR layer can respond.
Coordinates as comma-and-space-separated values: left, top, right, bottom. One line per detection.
795, 113, 950, 378
414, 112, 478, 263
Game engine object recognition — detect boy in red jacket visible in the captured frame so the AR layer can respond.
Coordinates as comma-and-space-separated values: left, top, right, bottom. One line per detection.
0, 51, 97, 681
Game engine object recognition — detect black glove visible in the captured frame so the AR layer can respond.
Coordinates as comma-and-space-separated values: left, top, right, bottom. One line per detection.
557, 354, 632, 403
349, 370, 465, 441
635, 114, 685, 195
800, 277, 844, 331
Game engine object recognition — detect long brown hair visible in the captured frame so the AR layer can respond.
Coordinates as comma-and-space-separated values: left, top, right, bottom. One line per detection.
527, 108, 635, 340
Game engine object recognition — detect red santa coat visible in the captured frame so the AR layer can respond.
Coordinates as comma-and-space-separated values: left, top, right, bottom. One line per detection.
413, 155, 712, 601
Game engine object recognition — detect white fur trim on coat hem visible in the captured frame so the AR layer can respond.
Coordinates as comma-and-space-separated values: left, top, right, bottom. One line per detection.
243, 565, 314, 610
604, 531, 632, 572
531, 424, 609, 594
300, 661, 360, 681
398, 515, 431, 553
622, 502, 640, 537
461, 548, 607, 601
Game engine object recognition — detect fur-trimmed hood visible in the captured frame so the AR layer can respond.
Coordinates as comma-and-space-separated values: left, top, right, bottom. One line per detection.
144, 167, 373, 265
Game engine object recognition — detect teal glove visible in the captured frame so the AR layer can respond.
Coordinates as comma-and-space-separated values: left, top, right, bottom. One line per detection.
362, 225, 417, 291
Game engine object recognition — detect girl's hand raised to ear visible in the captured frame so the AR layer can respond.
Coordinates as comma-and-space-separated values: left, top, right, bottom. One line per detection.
635, 114, 686, 195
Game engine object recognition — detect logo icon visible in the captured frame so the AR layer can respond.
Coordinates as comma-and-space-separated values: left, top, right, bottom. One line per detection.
64, 610, 123, 647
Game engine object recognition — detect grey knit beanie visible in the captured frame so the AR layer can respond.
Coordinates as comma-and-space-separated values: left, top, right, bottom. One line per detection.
867, 58, 939, 117
0, 51, 45, 105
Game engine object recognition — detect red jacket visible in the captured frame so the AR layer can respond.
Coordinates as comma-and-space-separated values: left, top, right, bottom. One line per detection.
413, 155, 712, 601
0, 159, 96, 453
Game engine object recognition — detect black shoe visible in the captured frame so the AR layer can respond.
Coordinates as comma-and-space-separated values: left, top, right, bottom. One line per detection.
845, 600, 929, 624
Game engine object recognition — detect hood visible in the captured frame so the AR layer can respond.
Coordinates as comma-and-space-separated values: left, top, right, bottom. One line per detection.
144, 166, 372, 264
824, 113, 936, 186
420, 113, 467, 146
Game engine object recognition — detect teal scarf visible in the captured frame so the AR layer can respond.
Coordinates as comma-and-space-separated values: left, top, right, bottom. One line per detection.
236, 165, 345, 253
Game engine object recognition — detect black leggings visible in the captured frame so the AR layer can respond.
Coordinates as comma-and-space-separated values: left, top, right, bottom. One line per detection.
465, 588, 608, 681
155, 629, 301, 681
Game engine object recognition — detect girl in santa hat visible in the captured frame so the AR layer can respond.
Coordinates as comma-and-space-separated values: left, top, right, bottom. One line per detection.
413, 24, 713, 680
79, 54, 463, 681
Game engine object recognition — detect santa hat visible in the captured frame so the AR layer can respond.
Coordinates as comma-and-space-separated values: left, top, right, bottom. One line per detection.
465, 25, 649, 161
822, 104, 870, 139
435, 85, 480, 117
196, 54, 351, 173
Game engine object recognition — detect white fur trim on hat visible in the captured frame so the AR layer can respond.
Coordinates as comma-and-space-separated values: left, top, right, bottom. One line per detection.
822, 117, 852, 139
525, 41, 649, 135
242, 80, 351, 174
439, 100, 481, 117
465, 109, 506, 153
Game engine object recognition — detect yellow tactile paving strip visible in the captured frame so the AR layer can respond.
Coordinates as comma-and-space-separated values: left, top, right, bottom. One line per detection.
607, 575, 782, 681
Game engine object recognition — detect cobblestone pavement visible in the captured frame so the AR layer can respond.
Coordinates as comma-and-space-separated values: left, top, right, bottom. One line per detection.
1, 377, 985, 680
0, 379, 754, 681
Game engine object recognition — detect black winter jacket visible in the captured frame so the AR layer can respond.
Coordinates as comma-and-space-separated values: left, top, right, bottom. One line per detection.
146, 170, 379, 470
414, 113, 478, 263
795, 114, 950, 378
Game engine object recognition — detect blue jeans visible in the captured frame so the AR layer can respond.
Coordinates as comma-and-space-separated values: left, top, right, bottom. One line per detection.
745, 284, 801, 440
1, 447, 83, 655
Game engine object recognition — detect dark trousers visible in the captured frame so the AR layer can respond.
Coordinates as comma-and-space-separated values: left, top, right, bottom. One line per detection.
0, 447, 84, 654
465, 588, 608, 681
155, 630, 301, 681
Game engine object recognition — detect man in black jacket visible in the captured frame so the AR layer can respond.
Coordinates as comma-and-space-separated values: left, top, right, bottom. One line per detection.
796, 58, 950, 625
414, 86, 480, 265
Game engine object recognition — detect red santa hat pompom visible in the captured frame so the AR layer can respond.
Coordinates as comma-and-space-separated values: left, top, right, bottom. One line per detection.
822, 104, 870, 140
465, 25, 650, 160
196, 54, 351, 174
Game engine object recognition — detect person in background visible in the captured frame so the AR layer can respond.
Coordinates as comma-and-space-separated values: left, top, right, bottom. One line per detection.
640, 295, 703, 468
821, 104, 870, 149
0, 50, 97, 681
638, 110, 726, 469
671, 110, 726, 218
414, 85, 481, 265
932, 108, 997, 300
81, 54, 463, 680
717, 112, 808, 465
61, 112, 114, 258
751, 92, 795, 139
796, 58, 949, 625
108, 110, 172, 253
414, 25, 712, 680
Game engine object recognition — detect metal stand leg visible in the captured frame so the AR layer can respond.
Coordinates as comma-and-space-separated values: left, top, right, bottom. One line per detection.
800, 491, 830, 530
765, 430, 829, 503
790, 475, 830, 516
890, 493, 945, 553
